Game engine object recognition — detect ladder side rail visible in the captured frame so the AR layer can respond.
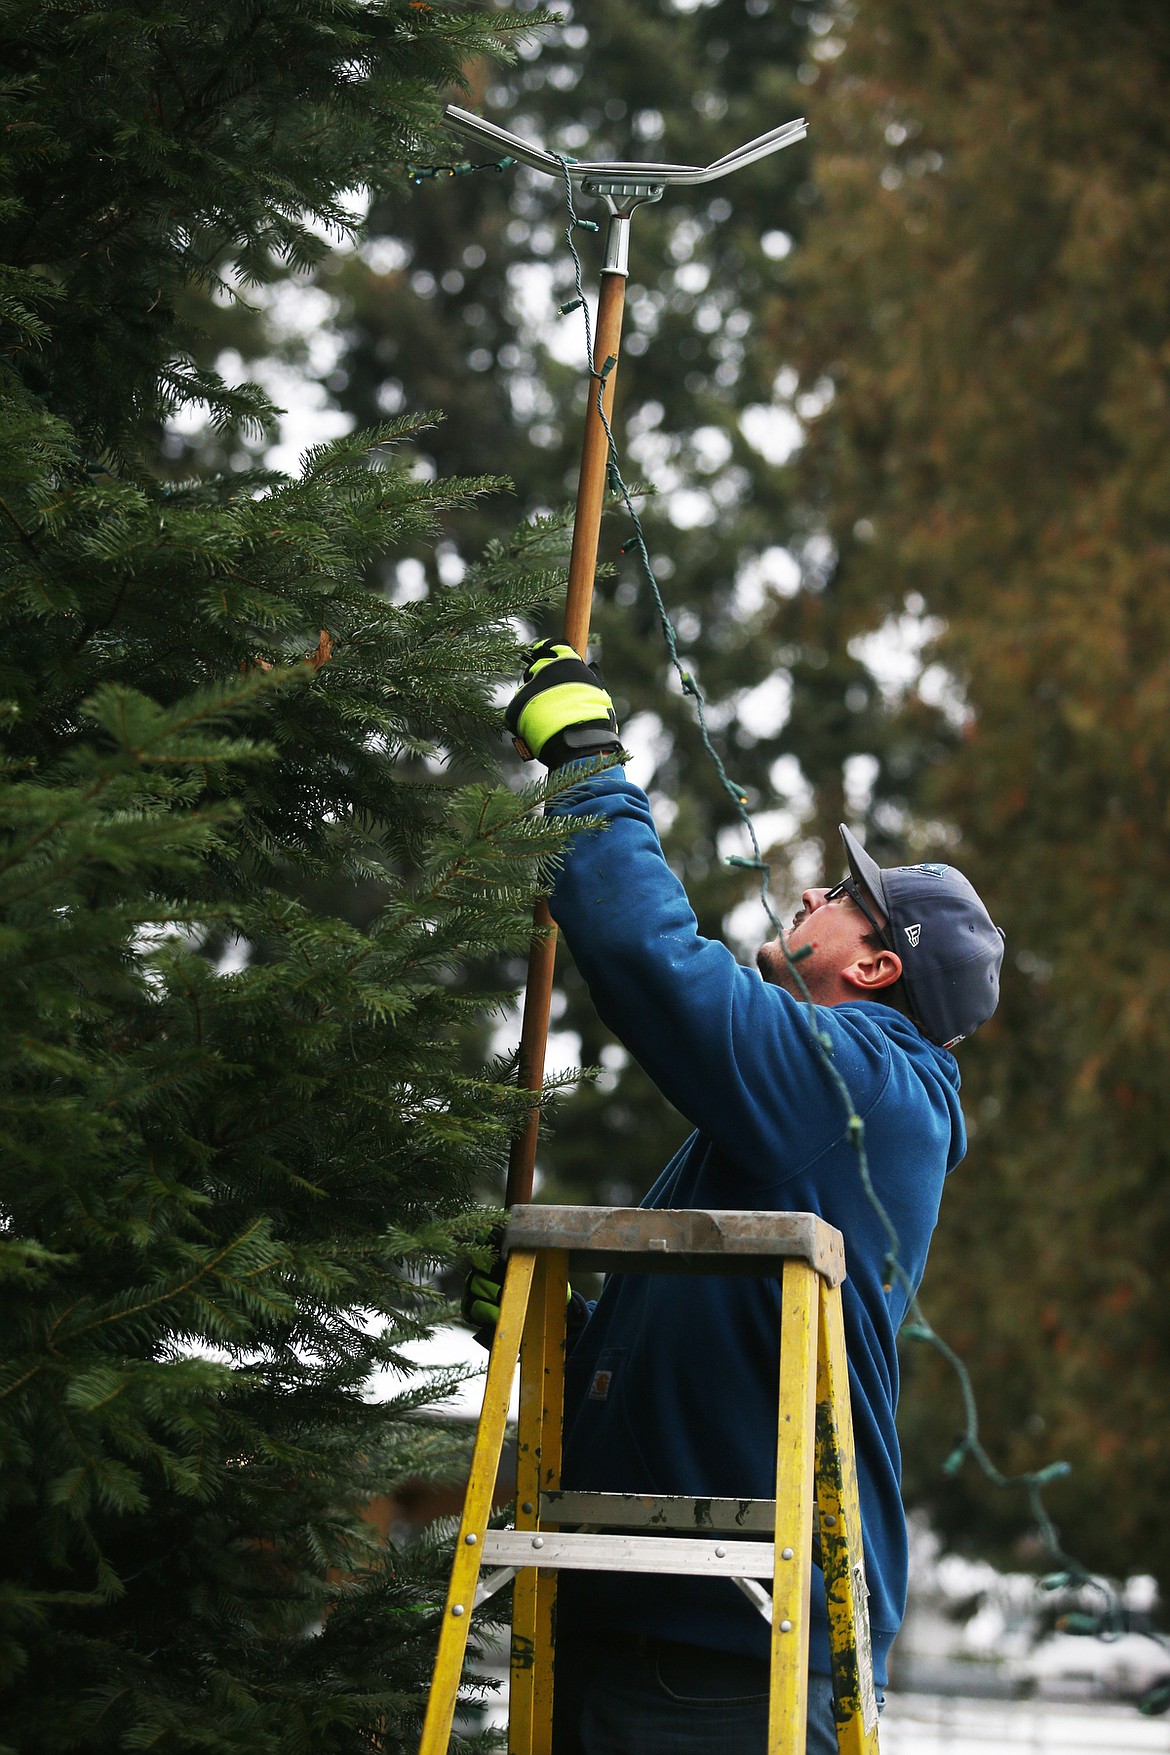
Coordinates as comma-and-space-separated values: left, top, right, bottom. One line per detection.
417, 1251, 536, 1755
769, 1257, 819, 1755
510, 1250, 568, 1755
816, 1276, 881, 1755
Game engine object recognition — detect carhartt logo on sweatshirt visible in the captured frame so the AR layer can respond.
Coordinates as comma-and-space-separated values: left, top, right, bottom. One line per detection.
588, 1368, 614, 1402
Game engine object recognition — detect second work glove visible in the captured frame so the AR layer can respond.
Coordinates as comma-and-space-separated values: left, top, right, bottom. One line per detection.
462, 1263, 505, 1334
461, 1253, 590, 1354
505, 641, 623, 770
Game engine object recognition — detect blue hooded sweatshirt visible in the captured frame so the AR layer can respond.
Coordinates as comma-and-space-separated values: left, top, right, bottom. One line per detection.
545, 766, 966, 1687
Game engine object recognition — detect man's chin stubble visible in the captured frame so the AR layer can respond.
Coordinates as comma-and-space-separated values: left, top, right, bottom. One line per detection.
757, 941, 793, 988
759, 934, 824, 996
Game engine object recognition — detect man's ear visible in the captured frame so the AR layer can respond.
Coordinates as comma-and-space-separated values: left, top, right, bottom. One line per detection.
841, 947, 903, 995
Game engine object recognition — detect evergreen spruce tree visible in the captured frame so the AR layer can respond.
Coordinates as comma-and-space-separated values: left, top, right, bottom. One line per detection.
0, 4, 567, 1749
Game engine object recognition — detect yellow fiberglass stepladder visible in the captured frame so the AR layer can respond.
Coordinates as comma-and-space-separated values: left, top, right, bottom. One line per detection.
417, 105, 880, 1755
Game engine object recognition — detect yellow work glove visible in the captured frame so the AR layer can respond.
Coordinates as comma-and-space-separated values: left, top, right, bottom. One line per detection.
505, 640, 622, 770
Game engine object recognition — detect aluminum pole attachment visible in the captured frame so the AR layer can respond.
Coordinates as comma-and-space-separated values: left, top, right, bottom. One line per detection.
443, 105, 807, 199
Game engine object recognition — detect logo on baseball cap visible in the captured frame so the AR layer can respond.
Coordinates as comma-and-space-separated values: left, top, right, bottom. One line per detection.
839, 825, 1005, 1049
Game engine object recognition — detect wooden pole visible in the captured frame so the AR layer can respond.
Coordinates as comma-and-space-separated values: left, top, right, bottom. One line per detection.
504, 228, 629, 1210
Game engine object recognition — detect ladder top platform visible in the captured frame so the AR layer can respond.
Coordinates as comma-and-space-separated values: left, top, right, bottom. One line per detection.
503, 1205, 846, 1286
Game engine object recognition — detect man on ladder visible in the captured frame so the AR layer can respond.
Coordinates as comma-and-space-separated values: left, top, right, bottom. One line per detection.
469, 642, 1004, 1753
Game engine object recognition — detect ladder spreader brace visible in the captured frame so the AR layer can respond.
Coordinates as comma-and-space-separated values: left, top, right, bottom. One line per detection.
418, 1206, 881, 1755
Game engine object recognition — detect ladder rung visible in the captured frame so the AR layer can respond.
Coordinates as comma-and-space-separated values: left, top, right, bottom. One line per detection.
480, 1530, 775, 1578
541, 1490, 778, 1534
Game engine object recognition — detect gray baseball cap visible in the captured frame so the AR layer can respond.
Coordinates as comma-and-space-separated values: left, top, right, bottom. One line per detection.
839, 825, 1005, 1050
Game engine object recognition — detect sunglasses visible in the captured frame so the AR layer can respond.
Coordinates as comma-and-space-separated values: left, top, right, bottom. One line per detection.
825, 876, 894, 952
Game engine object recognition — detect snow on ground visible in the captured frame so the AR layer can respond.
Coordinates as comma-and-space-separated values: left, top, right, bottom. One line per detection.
880, 1693, 1170, 1753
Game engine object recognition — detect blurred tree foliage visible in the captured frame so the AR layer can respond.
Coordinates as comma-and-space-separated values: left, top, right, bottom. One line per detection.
0, 2, 575, 1750
792, 1, 1170, 1596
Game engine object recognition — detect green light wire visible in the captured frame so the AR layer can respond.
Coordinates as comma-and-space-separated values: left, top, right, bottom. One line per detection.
406, 155, 516, 186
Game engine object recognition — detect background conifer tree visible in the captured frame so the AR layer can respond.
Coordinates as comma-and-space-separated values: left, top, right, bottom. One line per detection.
0, 3, 569, 1749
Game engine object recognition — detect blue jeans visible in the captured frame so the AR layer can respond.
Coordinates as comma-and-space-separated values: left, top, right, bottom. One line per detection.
552, 1633, 846, 1755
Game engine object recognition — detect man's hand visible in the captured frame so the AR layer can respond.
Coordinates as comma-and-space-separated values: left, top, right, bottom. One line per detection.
505, 640, 622, 769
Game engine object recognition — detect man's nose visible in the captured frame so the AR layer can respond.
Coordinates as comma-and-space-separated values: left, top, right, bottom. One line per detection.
802, 887, 832, 914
